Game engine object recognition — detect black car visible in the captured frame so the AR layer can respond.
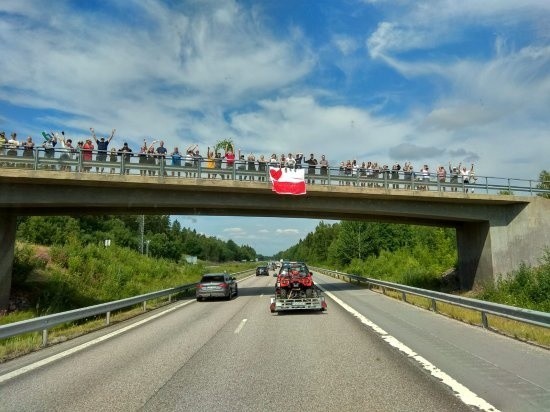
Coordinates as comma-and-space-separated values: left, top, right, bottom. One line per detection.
196, 273, 238, 301
256, 266, 269, 276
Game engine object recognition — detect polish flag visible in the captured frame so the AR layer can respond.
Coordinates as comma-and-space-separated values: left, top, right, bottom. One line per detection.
269, 167, 306, 195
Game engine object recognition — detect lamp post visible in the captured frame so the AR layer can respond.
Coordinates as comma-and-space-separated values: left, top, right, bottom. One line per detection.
139, 215, 145, 254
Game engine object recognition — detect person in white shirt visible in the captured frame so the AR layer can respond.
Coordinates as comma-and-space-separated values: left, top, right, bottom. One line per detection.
460, 163, 474, 192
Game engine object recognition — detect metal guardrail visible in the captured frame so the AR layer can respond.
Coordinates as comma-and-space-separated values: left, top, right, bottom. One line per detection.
0, 269, 254, 346
1, 147, 549, 196
311, 266, 550, 330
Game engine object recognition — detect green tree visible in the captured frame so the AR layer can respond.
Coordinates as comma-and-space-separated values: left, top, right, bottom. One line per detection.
536, 170, 550, 199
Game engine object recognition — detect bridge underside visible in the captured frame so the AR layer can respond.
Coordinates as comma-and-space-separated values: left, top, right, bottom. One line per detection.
0, 171, 548, 308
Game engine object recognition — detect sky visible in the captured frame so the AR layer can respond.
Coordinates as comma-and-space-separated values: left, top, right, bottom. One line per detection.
1, 0, 549, 256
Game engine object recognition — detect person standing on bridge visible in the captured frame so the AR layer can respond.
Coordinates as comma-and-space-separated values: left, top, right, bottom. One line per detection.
319, 154, 328, 185
170, 147, 182, 177
156, 140, 168, 176
223, 145, 235, 179
90, 127, 115, 173
118, 142, 133, 174
449, 162, 460, 192
305, 153, 317, 184
460, 163, 475, 193
82, 138, 94, 173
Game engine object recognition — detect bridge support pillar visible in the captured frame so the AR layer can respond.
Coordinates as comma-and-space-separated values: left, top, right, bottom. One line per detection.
457, 198, 550, 289
0, 213, 16, 311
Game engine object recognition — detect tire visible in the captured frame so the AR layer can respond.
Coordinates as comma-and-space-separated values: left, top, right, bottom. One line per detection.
196, 296, 202, 302
226, 289, 232, 300
234, 286, 239, 297
305, 288, 313, 298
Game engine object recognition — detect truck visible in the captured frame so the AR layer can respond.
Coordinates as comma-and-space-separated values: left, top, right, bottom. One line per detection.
269, 262, 327, 313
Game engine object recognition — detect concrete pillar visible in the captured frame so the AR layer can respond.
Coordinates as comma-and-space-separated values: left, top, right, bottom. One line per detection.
456, 221, 492, 290
0, 213, 16, 310
456, 198, 550, 289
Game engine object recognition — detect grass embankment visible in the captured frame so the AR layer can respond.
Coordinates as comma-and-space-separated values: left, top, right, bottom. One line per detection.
1, 242, 258, 361
331, 247, 550, 347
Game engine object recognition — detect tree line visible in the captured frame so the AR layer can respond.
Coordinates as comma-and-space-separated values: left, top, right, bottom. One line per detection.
16, 215, 258, 263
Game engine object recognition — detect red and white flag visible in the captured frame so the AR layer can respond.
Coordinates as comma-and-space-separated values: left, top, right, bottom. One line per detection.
269, 167, 306, 195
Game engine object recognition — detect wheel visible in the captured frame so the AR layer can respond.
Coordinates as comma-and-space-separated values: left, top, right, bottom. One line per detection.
234, 286, 239, 297
226, 289, 232, 300
305, 288, 313, 298
196, 296, 202, 302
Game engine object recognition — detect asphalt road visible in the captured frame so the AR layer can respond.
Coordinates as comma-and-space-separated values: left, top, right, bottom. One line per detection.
312, 271, 550, 412
0, 272, 476, 412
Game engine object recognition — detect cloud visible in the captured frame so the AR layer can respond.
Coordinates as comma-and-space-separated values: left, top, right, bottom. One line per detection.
0, 0, 314, 144
276, 228, 300, 235
388, 143, 445, 162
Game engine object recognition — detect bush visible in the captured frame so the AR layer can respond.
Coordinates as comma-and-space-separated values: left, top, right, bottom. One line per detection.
12, 244, 46, 286
476, 250, 550, 312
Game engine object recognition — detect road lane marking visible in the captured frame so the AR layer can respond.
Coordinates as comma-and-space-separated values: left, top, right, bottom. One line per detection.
234, 319, 248, 334
0, 299, 195, 384
316, 284, 500, 412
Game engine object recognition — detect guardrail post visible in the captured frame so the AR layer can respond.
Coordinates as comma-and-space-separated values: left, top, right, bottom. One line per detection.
382, 286, 386, 295
142, 301, 147, 312
106, 311, 111, 325
401, 291, 407, 302
431, 298, 437, 312
481, 312, 489, 329
42, 329, 48, 347
168, 294, 172, 303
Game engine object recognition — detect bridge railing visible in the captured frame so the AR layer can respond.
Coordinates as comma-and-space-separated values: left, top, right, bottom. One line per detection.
1, 147, 549, 196
311, 266, 550, 330
0, 269, 254, 346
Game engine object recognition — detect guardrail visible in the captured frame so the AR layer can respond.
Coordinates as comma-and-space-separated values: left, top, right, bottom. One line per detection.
1, 147, 549, 196
311, 266, 550, 330
0, 269, 253, 346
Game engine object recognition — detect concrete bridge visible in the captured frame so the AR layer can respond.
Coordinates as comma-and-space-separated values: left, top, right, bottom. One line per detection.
1, 168, 549, 309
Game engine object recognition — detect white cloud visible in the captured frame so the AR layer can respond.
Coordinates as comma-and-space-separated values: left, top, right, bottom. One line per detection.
0, 0, 314, 146
276, 228, 300, 235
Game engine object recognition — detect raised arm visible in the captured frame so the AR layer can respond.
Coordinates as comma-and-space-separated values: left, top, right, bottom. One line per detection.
89, 127, 98, 143
108, 128, 116, 142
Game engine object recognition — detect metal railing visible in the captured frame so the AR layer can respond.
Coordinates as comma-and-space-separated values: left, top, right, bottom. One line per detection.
311, 266, 550, 330
1, 147, 549, 196
0, 269, 253, 346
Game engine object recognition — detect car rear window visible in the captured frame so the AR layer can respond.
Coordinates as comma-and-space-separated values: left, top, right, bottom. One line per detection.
201, 275, 225, 282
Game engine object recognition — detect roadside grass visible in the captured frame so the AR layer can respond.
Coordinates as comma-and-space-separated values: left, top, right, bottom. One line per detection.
0, 295, 192, 363
1, 243, 256, 362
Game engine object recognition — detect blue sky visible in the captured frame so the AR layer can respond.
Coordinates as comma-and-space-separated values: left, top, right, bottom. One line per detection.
1, 0, 549, 256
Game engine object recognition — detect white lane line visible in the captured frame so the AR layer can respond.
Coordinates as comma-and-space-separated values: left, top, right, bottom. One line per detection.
316, 284, 500, 412
0, 299, 195, 384
234, 319, 248, 334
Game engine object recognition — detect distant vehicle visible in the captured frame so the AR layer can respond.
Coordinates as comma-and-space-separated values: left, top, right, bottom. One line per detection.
196, 273, 238, 301
256, 266, 269, 276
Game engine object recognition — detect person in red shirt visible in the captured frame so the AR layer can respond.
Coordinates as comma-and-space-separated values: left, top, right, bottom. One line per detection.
224, 145, 235, 179
82, 139, 94, 172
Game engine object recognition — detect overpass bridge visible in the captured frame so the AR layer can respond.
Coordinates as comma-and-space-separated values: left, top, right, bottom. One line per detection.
0, 152, 549, 309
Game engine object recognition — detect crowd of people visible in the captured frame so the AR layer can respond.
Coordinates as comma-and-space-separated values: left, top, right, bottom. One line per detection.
0, 129, 476, 191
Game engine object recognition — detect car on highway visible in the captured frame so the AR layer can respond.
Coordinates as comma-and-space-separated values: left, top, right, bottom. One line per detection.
196, 273, 238, 301
256, 265, 269, 276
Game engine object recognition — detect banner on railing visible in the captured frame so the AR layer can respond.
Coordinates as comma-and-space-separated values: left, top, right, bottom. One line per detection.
269, 167, 306, 195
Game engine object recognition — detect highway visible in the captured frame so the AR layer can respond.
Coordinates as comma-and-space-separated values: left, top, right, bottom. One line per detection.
0, 272, 548, 411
